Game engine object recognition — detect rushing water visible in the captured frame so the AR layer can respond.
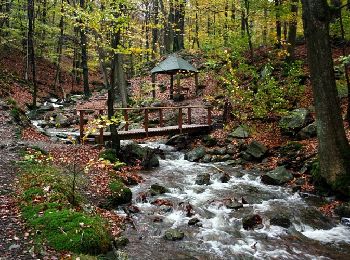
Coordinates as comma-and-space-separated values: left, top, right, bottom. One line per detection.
120, 142, 350, 260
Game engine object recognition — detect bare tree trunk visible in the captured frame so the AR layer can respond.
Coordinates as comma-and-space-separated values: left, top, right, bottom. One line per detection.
54, 0, 65, 98
28, 0, 37, 107
287, 0, 298, 61
192, 0, 200, 49
244, 0, 253, 59
275, 0, 282, 48
301, 0, 350, 194
109, 29, 121, 152
80, 0, 90, 97
152, 0, 159, 59
173, 0, 185, 52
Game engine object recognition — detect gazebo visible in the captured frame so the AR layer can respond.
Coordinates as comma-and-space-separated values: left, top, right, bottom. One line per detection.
150, 54, 199, 100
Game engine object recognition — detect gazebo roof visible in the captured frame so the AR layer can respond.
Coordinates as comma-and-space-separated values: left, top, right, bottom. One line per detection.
151, 54, 198, 75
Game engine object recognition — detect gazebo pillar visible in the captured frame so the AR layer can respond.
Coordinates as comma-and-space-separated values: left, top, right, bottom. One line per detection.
151, 73, 156, 99
170, 74, 174, 99
176, 73, 181, 94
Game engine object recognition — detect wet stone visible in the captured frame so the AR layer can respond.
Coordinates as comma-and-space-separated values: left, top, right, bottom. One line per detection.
150, 183, 169, 196
226, 200, 243, 210
164, 229, 185, 241
261, 166, 293, 185
242, 214, 263, 230
188, 217, 201, 226
219, 172, 231, 183
195, 173, 211, 185
270, 215, 292, 228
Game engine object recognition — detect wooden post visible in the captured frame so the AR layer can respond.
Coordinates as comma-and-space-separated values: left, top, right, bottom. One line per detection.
99, 110, 104, 145
178, 107, 183, 133
79, 110, 84, 144
123, 110, 129, 131
207, 107, 212, 125
159, 108, 164, 127
145, 108, 149, 137
151, 73, 156, 99
170, 74, 174, 99
176, 73, 181, 94
187, 107, 192, 124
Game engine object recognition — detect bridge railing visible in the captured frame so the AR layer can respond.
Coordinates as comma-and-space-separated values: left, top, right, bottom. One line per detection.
77, 106, 212, 143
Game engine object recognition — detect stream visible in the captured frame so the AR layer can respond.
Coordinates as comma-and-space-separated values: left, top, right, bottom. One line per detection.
28, 100, 350, 259
120, 142, 350, 260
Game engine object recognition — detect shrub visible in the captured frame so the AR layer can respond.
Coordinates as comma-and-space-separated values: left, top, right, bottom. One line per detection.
99, 149, 117, 163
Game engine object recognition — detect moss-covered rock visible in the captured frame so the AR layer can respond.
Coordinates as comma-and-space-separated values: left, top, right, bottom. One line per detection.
29, 209, 111, 255
164, 229, 185, 241
108, 180, 132, 206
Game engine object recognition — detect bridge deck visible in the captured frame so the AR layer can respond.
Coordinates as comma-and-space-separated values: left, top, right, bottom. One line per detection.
90, 124, 211, 141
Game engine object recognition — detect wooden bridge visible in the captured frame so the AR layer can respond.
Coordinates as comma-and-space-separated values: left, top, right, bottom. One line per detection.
77, 106, 213, 143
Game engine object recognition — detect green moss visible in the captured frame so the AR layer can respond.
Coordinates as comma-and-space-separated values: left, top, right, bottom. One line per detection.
22, 187, 45, 202
108, 180, 132, 206
99, 149, 117, 163
30, 209, 111, 255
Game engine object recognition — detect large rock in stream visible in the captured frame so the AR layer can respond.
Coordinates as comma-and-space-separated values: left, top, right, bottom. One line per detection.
195, 173, 211, 185
164, 229, 185, 241
261, 166, 293, 185
119, 142, 159, 168
185, 146, 206, 162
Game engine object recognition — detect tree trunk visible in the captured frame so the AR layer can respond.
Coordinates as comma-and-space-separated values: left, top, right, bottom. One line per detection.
54, 0, 65, 98
244, 0, 253, 59
173, 0, 185, 52
80, 0, 90, 97
152, 0, 159, 59
301, 0, 350, 194
109, 29, 121, 152
164, 0, 173, 53
192, 0, 200, 49
28, 0, 37, 107
287, 0, 299, 61
275, 0, 282, 48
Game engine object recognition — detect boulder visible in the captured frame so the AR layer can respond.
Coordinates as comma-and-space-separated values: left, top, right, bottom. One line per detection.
225, 200, 243, 210
150, 183, 169, 196
245, 141, 268, 160
195, 173, 211, 185
164, 229, 185, 241
270, 215, 292, 228
107, 180, 132, 207
297, 122, 317, 140
202, 135, 217, 147
261, 166, 293, 185
114, 236, 129, 248
202, 154, 212, 163
279, 108, 313, 136
166, 134, 190, 149
184, 146, 206, 162
219, 172, 231, 183
230, 126, 250, 139
120, 142, 159, 168
242, 214, 263, 230
335, 202, 350, 218
188, 218, 201, 226
55, 113, 70, 127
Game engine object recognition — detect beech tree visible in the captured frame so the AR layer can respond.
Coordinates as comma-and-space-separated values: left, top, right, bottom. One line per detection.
301, 0, 350, 194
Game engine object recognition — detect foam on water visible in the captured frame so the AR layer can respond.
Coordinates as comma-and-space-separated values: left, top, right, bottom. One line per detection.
301, 225, 350, 243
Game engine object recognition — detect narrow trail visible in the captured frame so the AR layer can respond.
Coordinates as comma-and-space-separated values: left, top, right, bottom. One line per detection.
0, 101, 32, 259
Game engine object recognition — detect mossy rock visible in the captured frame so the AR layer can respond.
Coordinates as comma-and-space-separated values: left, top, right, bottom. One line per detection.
29, 209, 111, 255
164, 229, 185, 241
108, 180, 132, 206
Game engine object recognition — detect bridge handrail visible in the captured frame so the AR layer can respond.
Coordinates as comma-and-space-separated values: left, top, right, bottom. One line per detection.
78, 105, 212, 144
